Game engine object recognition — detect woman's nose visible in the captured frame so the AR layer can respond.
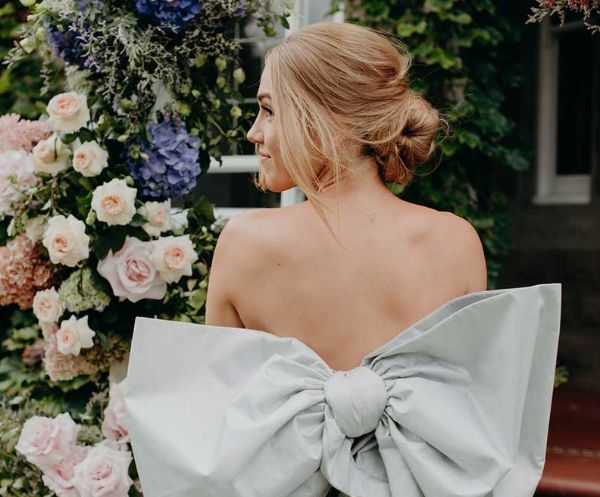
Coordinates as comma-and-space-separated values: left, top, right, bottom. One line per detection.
246, 120, 262, 144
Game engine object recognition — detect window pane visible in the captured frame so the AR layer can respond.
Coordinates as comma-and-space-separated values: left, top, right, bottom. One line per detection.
555, 30, 596, 175
195, 172, 280, 208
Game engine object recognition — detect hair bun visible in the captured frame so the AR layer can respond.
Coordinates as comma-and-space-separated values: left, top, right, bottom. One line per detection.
375, 90, 440, 185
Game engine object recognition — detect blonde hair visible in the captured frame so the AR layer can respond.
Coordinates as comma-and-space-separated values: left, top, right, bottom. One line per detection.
253, 21, 444, 242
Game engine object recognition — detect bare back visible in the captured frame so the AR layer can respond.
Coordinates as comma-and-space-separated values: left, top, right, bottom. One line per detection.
206, 196, 487, 371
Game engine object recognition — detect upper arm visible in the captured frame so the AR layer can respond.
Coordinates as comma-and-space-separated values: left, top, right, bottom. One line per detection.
440, 212, 488, 294
204, 214, 249, 327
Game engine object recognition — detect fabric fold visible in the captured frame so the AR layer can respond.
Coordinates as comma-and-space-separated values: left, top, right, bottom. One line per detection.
125, 282, 561, 497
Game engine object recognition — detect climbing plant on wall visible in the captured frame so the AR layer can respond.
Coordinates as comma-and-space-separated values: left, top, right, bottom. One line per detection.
338, 0, 534, 288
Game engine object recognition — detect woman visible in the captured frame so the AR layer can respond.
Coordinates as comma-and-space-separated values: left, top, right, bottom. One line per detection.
205, 21, 487, 371
125, 21, 562, 497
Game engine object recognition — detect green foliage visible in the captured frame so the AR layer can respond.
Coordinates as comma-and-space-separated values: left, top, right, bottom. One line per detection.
0, 0, 61, 117
341, 0, 532, 288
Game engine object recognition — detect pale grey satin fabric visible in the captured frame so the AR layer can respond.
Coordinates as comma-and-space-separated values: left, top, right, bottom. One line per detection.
124, 283, 562, 497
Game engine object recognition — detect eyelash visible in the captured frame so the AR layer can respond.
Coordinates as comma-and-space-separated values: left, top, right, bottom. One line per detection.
260, 105, 273, 117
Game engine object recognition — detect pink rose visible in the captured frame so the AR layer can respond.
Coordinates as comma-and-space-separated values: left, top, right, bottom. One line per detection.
42, 446, 89, 497
15, 412, 81, 471
96, 236, 166, 303
101, 379, 129, 443
71, 441, 133, 497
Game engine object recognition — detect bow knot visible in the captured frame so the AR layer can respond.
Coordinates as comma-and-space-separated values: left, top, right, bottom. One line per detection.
324, 366, 388, 437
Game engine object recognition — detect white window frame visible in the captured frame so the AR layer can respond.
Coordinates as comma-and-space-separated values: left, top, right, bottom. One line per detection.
210, 1, 345, 220
533, 17, 593, 205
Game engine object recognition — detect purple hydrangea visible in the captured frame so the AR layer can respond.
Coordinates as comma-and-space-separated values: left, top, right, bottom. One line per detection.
75, 0, 104, 9
46, 24, 86, 69
134, 0, 204, 32
233, 2, 249, 18
46, 17, 102, 73
126, 116, 201, 200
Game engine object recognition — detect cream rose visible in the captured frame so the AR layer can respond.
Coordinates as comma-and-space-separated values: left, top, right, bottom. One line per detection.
97, 236, 167, 303
32, 135, 71, 176
91, 178, 137, 226
72, 141, 109, 177
33, 287, 65, 323
42, 214, 90, 267
151, 234, 198, 284
56, 315, 96, 356
71, 441, 133, 497
47, 92, 90, 134
15, 412, 82, 471
138, 199, 171, 237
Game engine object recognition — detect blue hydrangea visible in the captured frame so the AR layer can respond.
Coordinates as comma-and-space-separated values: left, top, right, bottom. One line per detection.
127, 116, 201, 200
134, 0, 204, 32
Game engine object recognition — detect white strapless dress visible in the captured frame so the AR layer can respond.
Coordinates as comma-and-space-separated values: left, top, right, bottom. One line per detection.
124, 283, 562, 497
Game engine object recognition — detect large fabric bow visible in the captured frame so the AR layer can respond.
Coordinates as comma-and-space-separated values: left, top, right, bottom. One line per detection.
125, 283, 561, 497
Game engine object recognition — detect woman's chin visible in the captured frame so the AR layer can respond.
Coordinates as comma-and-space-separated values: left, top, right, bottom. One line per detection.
263, 173, 296, 193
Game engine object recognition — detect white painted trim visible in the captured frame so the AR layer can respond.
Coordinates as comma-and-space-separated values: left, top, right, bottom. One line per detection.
213, 207, 255, 219
208, 155, 259, 173
533, 18, 591, 205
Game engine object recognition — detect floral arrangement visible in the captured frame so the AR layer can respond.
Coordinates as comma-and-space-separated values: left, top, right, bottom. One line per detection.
528, 0, 600, 33
14, 379, 132, 497
0, 0, 294, 494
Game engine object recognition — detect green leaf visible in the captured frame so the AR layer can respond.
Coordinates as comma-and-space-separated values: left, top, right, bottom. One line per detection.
395, 20, 427, 37
78, 176, 93, 190
188, 288, 207, 311
423, 0, 454, 13
448, 12, 472, 24
61, 133, 78, 145
78, 128, 95, 143
107, 226, 127, 253
505, 150, 530, 172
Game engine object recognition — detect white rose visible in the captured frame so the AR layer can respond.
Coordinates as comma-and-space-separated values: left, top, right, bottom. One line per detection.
25, 214, 48, 242
72, 141, 108, 177
32, 135, 71, 176
33, 287, 65, 323
42, 214, 90, 267
151, 235, 198, 284
47, 92, 90, 134
91, 178, 137, 226
138, 199, 171, 237
169, 207, 189, 235
56, 315, 95, 356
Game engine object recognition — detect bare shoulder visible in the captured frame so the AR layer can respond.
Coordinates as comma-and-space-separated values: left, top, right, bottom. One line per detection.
205, 208, 277, 326
396, 202, 487, 293
434, 210, 488, 293
215, 207, 290, 252
209, 206, 295, 284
